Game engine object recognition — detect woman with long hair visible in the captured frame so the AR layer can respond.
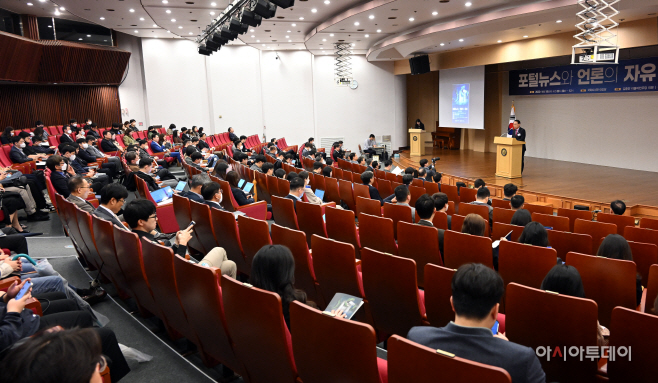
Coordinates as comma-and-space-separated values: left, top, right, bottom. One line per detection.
597, 234, 643, 306
1, 126, 14, 145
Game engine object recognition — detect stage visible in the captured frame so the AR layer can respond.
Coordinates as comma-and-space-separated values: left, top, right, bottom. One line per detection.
392, 149, 658, 207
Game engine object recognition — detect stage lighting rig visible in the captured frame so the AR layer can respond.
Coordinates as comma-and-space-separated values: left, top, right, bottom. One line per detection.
197, 0, 294, 55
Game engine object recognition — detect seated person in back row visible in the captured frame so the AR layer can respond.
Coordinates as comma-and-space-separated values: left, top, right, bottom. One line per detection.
134, 158, 179, 191
407, 264, 546, 383
415, 194, 445, 255
383, 174, 414, 204
360, 171, 383, 206
388, 185, 416, 222
469, 186, 493, 223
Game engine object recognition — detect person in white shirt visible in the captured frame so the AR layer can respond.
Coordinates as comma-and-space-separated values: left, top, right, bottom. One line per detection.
297, 171, 322, 205
363, 134, 377, 156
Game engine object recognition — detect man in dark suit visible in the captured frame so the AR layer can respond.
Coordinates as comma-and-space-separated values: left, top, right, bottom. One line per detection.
134, 158, 178, 191
284, 177, 305, 211
360, 171, 383, 206
66, 176, 95, 213
100, 131, 122, 154
201, 181, 228, 211
415, 194, 444, 255
46, 155, 74, 197
180, 127, 191, 141
59, 126, 74, 144
508, 119, 526, 173
9, 136, 47, 164
85, 123, 101, 139
181, 174, 208, 203
92, 183, 129, 230
61, 145, 109, 194
431, 192, 452, 230
228, 127, 238, 143
75, 138, 118, 178
407, 264, 546, 383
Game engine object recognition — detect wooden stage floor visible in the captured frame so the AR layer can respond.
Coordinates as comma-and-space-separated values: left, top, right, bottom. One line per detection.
393, 149, 658, 207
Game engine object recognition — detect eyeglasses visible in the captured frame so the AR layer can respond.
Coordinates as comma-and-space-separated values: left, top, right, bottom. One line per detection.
148, 214, 157, 220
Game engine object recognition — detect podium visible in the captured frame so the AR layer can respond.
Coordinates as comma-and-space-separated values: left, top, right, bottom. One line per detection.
409, 129, 425, 156
494, 137, 525, 178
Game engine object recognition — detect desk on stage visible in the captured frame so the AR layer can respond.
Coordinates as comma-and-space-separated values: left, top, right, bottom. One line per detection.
494, 137, 525, 178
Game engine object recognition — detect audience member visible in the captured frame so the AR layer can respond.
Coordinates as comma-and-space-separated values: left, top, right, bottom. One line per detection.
432, 192, 451, 229
503, 183, 518, 200
298, 171, 322, 205
392, 185, 415, 222
285, 177, 305, 210
262, 162, 274, 176
93, 183, 129, 229
510, 195, 525, 211
66, 176, 96, 213
408, 264, 546, 383
202, 182, 228, 211
510, 209, 532, 227
383, 160, 393, 173
250, 155, 266, 173
470, 187, 493, 223
474, 179, 486, 189
415, 194, 444, 255
321, 166, 333, 178
596, 234, 643, 305
518, 222, 550, 248
312, 162, 323, 174
181, 174, 209, 203
226, 171, 254, 206
610, 200, 626, 215
363, 134, 377, 156
361, 171, 383, 205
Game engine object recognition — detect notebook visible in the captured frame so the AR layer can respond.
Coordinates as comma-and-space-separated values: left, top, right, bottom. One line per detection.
150, 186, 174, 204
314, 189, 325, 202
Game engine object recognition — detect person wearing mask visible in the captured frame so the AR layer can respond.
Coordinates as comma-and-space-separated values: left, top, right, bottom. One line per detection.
84, 136, 123, 173
135, 159, 179, 190
188, 152, 209, 173
408, 264, 545, 383
100, 131, 123, 154
202, 181, 229, 211
146, 126, 157, 140
92, 183, 129, 229
284, 177, 305, 211
301, 143, 313, 159
273, 151, 285, 172
596, 234, 643, 306
415, 194, 444, 255
469, 187, 493, 223
211, 162, 229, 181
75, 138, 116, 179
123, 128, 137, 147
432, 192, 451, 230
66, 176, 96, 214
46, 155, 74, 197
61, 145, 109, 193
85, 123, 101, 139
262, 162, 274, 176
541, 264, 609, 346
360, 171, 383, 206
59, 125, 75, 144
9, 136, 47, 164
0, 127, 14, 145
312, 162, 323, 175
129, 119, 137, 130
0, 166, 51, 219
181, 174, 209, 203
24, 134, 55, 155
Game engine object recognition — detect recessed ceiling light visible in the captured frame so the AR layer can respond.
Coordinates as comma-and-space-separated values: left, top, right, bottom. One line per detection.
321, 47, 324, 50
299, 17, 304, 20
292, 23, 296, 26
351, 43, 355, 46
178, 26, 183, 29
354, 22, 360, 26
287, 36, 290, 38
459, 39, 464, 42
87, 34, 91, 37
140, 17, 144, 21
153, 24, 157, 27
171, 19, 176, 22
210, 12, 215, 15
432, 11, 438, 16
262, 44, 265, 46
211, 2, 217, 6
129, 9, 135, 12
166, 10, 171, 14
78, 38, 82, 40
135, 30, 138, 33
556, 20, 562, 23
167, 30, 171, 33
257, 40, 260, 42
250, 29, 255, 32
47, 25, 52, 28
54, 10, 60, 15
365, 34, 369, 38
59, 7, 65, 11
497, 40, 502, 43
324, 0, 330, 4
311, 8, 317, 13
409, 17, 415, 21
377, 29, 381, 33
330, 33, 334, 36
369, 15, 375, 19
322, 38, 326, 41
27, 2, 33, 6
288, 40, 292, 42
162, 0, 168, 3
189, 32, 193, 35
251, 35, 255, 37
100, 17, 105, 20
465, 2, 472, 6
440, 43, 445, 46
523, 35, 528, 38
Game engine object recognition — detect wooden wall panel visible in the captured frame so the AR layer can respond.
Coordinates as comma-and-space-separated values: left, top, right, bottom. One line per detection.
0, 85, 120, 130
406, 71, 438, 146
21, 15, 39, 40
0, 32, 42, 83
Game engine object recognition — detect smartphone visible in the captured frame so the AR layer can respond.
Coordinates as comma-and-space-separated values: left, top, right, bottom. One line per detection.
186, 221, 196, 230
491, 320, 499, 335
16, 281, 32, 300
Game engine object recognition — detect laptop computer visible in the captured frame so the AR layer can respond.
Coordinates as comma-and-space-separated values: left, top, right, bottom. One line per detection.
151, 186, 174, 205
314, 189, 325, 202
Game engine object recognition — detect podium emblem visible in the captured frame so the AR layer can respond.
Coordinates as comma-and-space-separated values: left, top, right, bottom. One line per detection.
501, 148, 507, 156
413, 136, 418, 141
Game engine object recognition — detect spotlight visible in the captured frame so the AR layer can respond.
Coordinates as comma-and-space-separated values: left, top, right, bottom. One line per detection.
211, 32, 228, 45
253, 0, 277, 19
220, 25, 238, 40
198, 46, 212, 56
270, 0, 294, 8
229, 17, 248, 34
241, 9, 262, 27
205, 40, 221, 51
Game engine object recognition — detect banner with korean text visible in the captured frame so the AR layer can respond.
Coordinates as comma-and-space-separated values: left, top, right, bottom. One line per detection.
509, 57, 658, 95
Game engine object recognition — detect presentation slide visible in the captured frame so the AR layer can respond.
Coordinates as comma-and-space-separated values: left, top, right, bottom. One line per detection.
439, 66, 485, 130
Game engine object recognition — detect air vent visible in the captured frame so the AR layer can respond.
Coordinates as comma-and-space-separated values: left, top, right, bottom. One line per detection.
191, 20, 197, 22
265, 30, 271, 32
277, 16, 285, 19
107, 9, 115, 11
186, 1, 195, 3
388, 17, 397, 19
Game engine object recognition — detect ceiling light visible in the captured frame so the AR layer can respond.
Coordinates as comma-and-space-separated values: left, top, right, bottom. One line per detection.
369, 15, 375, 19
251, 35, 255, 37
324, 0, 330, 4
210, 12, 215, 15
523, 35, 528, 38
556, 20, 562, 23
311, 8, 317, 13
171, 19, 176, 22
459, 38, 464, 42
287, 30, 291, 32
351, 43, 355, 46
330, 33, 334, 36
54, 10, 60, 16
321, 47, 324, 50
162, 0, 168, 3
354, 22, 360, 26
189, 32, 193, 35
47, 25, 52, 28
257, 40, 260, 42
59, 7, 65, 11
140, 17, 144, 21
497, 40, 502, 43
409, 17, 415, 22
100, 17, 105, 20
465, 2, 472, 6
78, 38, 82, 40
322, 38, 326, 41
251, 29, 255, 32
178, 26, 183, 29
262, 44, 265, 46
440, 43, 445, 46
153, 24, 157, 27
288, 40, 292, 42
432, 11, 438, 16
135, 30, 138, 33
27, 2, 33, 5
299, 17, 304, 20
211, 2, 217, 6
87, 34, 91, 37
166, 10, 171, 14
129, 9, 135, 13
377, 29, 381, 33
292, 23, 296, 26
287, 36, 290, 38
167, 30, 171, 33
